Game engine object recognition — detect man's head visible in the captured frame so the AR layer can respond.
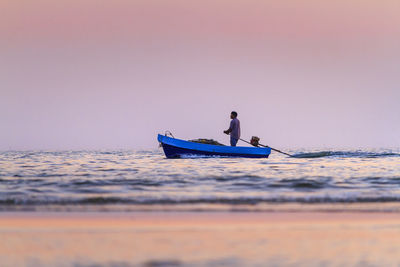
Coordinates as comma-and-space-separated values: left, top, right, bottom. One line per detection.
230, 111, 238, 119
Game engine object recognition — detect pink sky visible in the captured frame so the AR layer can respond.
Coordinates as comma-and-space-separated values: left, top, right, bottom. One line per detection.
1, 0, 400, 149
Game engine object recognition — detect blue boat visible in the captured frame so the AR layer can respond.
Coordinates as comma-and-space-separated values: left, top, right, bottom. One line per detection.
158, 134, 271, 158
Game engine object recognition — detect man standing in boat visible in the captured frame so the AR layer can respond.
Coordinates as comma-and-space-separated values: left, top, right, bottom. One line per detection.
224, 111, 241, 146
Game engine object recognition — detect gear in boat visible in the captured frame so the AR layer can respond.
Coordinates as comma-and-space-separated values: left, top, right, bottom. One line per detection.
188, 139, 225, 146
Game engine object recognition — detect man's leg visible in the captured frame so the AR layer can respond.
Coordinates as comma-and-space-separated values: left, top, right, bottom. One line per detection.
230, 137, 238, 146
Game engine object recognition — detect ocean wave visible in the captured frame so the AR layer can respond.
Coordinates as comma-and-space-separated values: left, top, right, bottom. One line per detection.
2, 195, 400, 206
292, 151, 400, 158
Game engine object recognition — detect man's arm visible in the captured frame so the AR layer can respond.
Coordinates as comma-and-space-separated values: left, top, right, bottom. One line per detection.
224, 120, 234, 135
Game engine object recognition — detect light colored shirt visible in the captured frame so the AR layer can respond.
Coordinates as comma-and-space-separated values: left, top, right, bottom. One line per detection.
229, 118, 241, 139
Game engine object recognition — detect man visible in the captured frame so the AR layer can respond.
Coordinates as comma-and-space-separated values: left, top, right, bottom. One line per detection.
224, 111, 241, 146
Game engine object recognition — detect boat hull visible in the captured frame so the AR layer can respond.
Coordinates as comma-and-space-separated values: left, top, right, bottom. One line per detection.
158, 134, 271, 158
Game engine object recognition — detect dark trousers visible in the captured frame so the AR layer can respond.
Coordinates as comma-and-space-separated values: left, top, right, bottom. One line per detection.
230, 136, 239, 146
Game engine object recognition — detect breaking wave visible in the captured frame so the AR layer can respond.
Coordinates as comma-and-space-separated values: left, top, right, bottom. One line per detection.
292, 151, 400, 158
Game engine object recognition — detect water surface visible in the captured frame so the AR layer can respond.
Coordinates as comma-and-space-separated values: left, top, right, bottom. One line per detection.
1, 149, 400, 211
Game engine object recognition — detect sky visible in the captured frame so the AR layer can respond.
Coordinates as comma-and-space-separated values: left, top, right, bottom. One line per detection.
1, 0, 400, 150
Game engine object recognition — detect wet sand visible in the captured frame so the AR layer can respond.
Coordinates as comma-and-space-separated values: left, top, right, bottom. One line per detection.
1, 211, 400, 266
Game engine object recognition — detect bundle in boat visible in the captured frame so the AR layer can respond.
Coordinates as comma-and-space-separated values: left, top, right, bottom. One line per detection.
189, 139, 225, 146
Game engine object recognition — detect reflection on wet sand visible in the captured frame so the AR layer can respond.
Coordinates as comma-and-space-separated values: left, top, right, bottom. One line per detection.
1, 212, 400, 266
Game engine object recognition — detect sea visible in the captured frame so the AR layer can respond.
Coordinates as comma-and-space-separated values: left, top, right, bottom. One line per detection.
1, 148, 400, 212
